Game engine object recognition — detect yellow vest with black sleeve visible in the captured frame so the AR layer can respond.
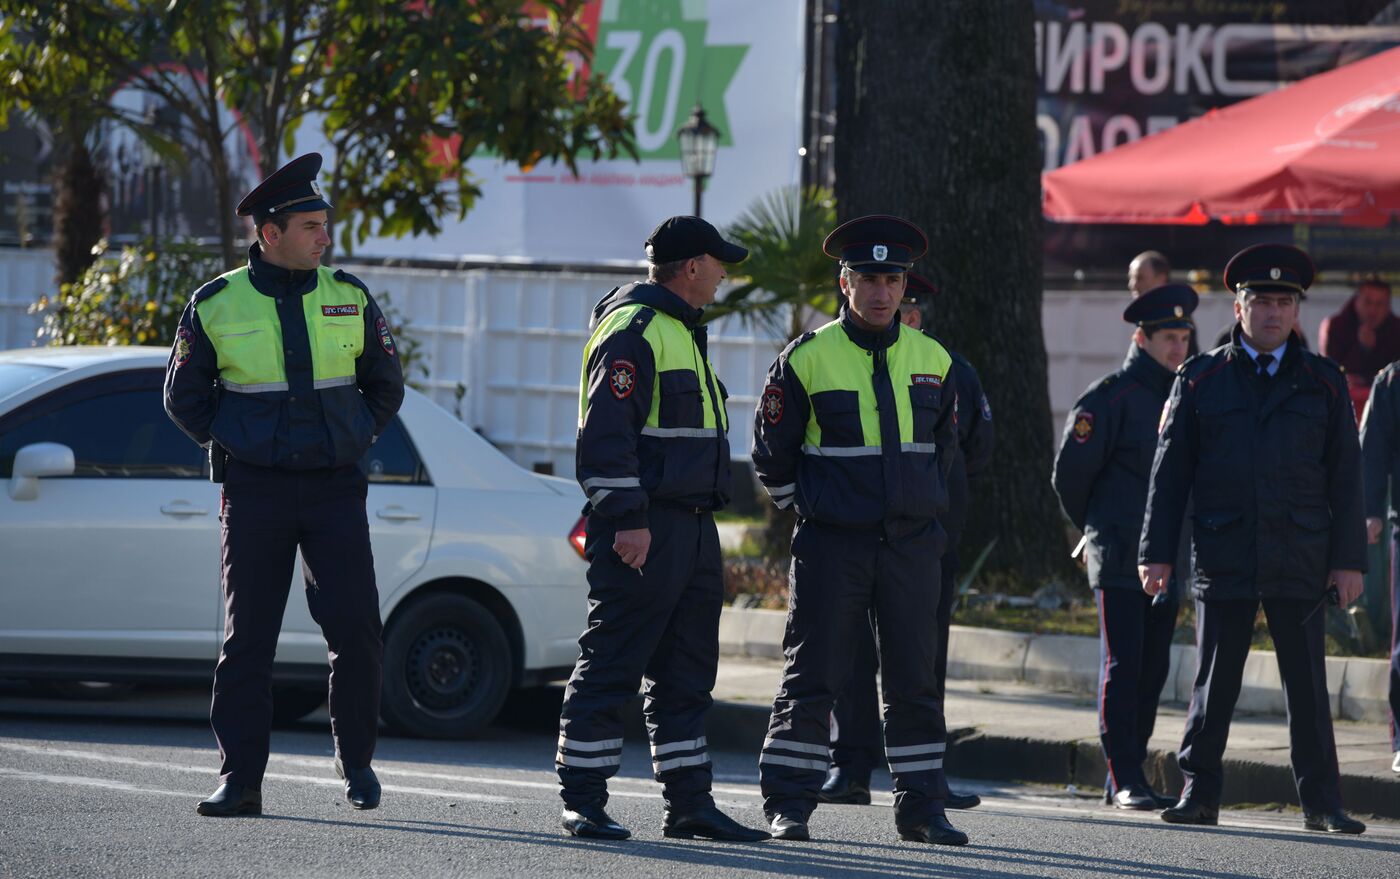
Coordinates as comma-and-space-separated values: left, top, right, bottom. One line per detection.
787, 320, 955, 529
195, 266, 376, 469
578, 295, 731, 511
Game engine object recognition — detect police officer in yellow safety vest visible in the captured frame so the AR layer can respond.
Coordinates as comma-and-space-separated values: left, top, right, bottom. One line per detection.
164, 153, 404, 818
556, 216, 768, 843
754, 215, 967, 846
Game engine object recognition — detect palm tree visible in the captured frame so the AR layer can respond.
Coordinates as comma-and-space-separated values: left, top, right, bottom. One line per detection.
707, 185, 838, 341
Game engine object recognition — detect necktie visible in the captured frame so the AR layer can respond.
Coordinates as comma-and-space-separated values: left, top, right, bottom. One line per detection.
1255, 353, 1274, 376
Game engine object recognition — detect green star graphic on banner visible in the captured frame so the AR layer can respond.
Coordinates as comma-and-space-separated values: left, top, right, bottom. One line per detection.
593, 0, 748, 159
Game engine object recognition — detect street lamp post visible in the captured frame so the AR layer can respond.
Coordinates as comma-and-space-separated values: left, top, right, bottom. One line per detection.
676, 103, 721, 218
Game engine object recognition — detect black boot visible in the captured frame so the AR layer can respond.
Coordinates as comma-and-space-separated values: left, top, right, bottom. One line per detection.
1303, 809, 1366, 835
768, 814, 810, 841
946, 790, 981, 810
334, 758, 381, 810
818, 766, 871, 805
663, 804, 769, 841
562, 803, 631, 840
898, 813, 968, 846
1160, 799, 1219, 826
196, 783, 262, 817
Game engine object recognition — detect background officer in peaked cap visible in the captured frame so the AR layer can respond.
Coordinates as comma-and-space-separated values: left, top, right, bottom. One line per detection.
1358, 359, 1400, 774
819, 271, 993, 812
165, 153, 404, 817
1140, 243, 1368, 834
754, 215, 967, 846
555, 216, 767, 843
1053, 283, 1196, 811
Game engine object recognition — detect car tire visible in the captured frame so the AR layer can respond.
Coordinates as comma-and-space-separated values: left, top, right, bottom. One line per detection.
381, 592, 513, 739
271, 684, 327, 725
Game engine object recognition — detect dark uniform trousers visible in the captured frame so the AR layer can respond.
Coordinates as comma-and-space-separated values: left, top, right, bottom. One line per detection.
213, 459, 382, 787
1391, 528, 1400, 752
556, 505, 723, 813
1097, 588, 1177, 793
830, 548, 958, 791
1178, 597, 1342, 812
760, 518, 947, 826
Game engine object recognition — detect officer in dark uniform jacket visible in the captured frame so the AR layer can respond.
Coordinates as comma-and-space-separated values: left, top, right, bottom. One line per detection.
1053, 284, 1196, 811
555, 216, 766, 843
1140, 244, 1368, 834
165, 153, 404, 816
820, 272, 993, 811
1358, 361, 1400, 773
754, 216, 967, 846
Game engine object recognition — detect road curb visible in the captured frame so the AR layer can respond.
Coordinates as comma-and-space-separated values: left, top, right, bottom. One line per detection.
718, 608, 1393, 723
690, 697, 1400, 822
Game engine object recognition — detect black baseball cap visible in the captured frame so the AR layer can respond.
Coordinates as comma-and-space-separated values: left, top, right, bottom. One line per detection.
645, 216, 748, 264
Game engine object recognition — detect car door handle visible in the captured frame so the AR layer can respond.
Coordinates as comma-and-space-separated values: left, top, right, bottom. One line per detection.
376, 506, 422, 521
160, 501, 209, 516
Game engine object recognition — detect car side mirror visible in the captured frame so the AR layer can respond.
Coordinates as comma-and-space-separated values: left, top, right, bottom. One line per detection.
9, 442, 76, 501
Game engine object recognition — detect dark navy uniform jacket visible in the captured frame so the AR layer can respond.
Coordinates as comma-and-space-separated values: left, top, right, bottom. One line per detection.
1141, 327, 1367, 601
1054, 344, 1183, 591
1361, 361, 1400, 525
575, 283, 732, 530
164, 244, 404, 470
939, 343, 994, 546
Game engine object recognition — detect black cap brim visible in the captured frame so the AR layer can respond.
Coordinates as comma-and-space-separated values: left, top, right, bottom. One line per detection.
712, 240, 749, 264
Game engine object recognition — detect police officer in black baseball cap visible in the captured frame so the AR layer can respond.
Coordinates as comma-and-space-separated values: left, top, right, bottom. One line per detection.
555, 214, 765, 842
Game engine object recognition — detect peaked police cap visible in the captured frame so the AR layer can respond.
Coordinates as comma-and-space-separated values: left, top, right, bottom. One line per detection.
1124, 283, 1198, 329
823, 215, 927, 274
1223, 243, 1314, 298
236, 152, 333, 218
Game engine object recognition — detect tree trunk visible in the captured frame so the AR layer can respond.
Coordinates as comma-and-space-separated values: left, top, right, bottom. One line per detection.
50, 130, 106, 289
834, 0, 1076, 588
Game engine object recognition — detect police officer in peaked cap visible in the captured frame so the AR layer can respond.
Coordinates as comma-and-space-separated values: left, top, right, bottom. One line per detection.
1140, 243, 1368, 834
1053, 283, 1197, 811
820, 270, 994, 813
165, 153, 404, 816
753, 215, 968, 845
555, 216, 767, 842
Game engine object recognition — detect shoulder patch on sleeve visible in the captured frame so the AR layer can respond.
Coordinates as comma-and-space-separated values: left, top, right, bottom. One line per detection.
332, 269, 371, 295
622, 306, 656, 335
1072, 411, 1095, 443
191, 277, 229, 305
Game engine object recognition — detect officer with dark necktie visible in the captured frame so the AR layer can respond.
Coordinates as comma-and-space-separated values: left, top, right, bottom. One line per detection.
1139, 244, 1367, 834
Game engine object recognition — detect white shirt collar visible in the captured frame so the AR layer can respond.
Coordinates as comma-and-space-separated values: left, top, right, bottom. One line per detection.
1239, 337, 1287, 376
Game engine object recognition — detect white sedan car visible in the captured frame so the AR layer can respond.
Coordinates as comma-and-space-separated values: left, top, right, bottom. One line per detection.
0, 346, 589, 737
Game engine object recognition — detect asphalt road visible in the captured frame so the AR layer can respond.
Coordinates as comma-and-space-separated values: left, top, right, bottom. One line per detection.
0, 686, 1396, 879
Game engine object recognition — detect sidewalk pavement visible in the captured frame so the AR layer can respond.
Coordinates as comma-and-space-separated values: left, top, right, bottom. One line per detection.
690, 657, 1399, 821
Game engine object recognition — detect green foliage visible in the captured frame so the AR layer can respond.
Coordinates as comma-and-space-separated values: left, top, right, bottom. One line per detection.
30, 239, 221, 347
707, 186, 838, 340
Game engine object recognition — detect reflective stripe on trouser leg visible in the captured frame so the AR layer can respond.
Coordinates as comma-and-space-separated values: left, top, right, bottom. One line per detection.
870, 520, 949, 825
558, 507, 717, 811
760, 520, 879, 821
641, 511, 723, 812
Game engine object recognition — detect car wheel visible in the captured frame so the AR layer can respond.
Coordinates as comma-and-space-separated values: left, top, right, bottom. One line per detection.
381, 593, 513, 739
271, 684, 327, 725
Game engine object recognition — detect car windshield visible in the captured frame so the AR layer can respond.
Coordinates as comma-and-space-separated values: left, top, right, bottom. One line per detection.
0, 362, 63, 401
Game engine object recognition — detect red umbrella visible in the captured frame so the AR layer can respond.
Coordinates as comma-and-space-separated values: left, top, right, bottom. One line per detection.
1042, 46, 1400, 228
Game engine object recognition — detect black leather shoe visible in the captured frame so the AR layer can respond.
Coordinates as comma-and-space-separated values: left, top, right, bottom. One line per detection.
1111, 786, 1158, 810
561, 804, 631, 840
1147, 787, 1177, 809
1303, 809, 1366, 835
946, 790, 981, 810
1160, 799, 1218, 826
898, 813, 969, 846
196, 783, 262, 817
818, 768, 872, 805
663, 804, 769, 841
768, 814, 809, 841
334, 758, 381, 810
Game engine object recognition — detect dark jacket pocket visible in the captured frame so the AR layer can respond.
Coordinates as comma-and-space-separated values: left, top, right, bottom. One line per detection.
658, 369, 703, 428
811, 390, 864, 447
1192, 508, 1245, 578
1284, 507, 1331, 585
908, 384, 943, 445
